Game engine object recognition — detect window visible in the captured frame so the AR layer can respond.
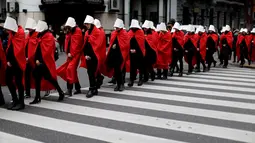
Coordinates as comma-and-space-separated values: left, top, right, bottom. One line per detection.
209, 8, 214, 25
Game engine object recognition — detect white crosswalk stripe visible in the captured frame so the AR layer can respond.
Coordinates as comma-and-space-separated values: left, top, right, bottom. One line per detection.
0, 66, 255, 143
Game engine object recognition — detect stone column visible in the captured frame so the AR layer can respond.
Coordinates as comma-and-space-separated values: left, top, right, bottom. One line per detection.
158, 0, 164, 22
124, 0, 130, 29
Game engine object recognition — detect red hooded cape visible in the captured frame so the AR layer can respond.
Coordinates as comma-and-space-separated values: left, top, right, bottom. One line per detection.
104, 29, 130, 78
57, 27, 83, 83
207, 33, 218, 49
7, 26, 26, 71
250, 35, 255, 62
220, 32, 233, 49
35, 32, 57, 90
236, 34, 252, 61
0, 39, 6, 85
172, 30, 184, 48
80, 26, 105, 75
156, 31, 172, 69
198, 32, 208, 61
184, 34, 197, 66
125, 29, 145, 72
25, 31, 38, 64
145, 32, 158, 64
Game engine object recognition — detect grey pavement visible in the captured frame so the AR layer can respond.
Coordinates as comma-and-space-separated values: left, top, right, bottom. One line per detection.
0, 53, 255, 143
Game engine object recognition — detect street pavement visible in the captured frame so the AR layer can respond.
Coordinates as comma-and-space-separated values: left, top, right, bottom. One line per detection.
0, 54, 255, 143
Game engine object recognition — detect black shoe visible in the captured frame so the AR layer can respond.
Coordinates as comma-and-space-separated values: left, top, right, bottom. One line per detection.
233, 60, 236, 63
119, 84, 124, 92
248, 61, 251, 65
73, 90, 81, 95
137, 80, 143, 86
186, 72, 192, 75
24, 94, 31, 99
44, 91, 50, 97
195, 69, 201, 72
178, 73, 183, 77
58, 92, 64, 101
203, 68, 206, 72
223, 65, 227, 68
169, 72, 173, 77
64, 90, 72, 97
219, 63, 223, 66
143, 77, 149, 83
114, 86, 119, 91
213, 61, 216, 67
128, 81, 134, 87
162, 76, 167, 80
12, 104, 25, 110
108, 78, 116, 84
86, 88, 98, 98
29, 99, 41, 105
151, 72, 155, 81
7, 102, 18, 110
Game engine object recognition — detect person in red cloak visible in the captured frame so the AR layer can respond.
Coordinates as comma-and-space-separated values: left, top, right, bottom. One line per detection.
57, 17, 83, 96
195, 26, 207, 72
4, 17, 26, 110
31, 20, 64, 104
127, 19, 145, 87
219, 25, 233, 68
105, 18, 129, 91
184, 25, 197, 75
249, 28, 255, 62
142, 20, 158, 81
80, 15, 105, 98
206, 25, 218, 70
170, 22, 184, 77
24, 18, 38, 98
236, 28, 252, 67
0, 38, 6, 106
94, 19, 106, 89
155, 22, 171, 79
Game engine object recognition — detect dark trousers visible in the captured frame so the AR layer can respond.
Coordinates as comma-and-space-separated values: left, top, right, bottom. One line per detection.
232, 47, 236, 62
113, 65, 123, 86
0, 86, 4, 104
67, 82, 81, 91
196, 52, 206, 70
145, 66, 155, 79
206, 50, 215, 70
86, 58, 98, 88
6, 66, 24, 105
221, 46, 231, 67
171, 50, 183, 73
33, 64, 62, 100
186, 50, 194, 73
25, 63, 32, 96
130, 54, 144, 81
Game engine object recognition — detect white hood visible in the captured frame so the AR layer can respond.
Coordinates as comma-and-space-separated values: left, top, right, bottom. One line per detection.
186, 24, 195, 32
225, 25, 231, 32
25, 18, 37, 30
114, 18, 124, 29
130, 19, 141, 29
197, 25, 205, 33
221, 26, 226, 33
35, 20, 48, 32
158, 22, 168, 32
156, 24, 160, 32
208, 25, 215, 32
251, 28, 255, 34
4, 16, 18, 32
172, 22, 181, 30
142, 20, 150, 29
65, 17, 76, 28
84, 15, 94, 24
94, 19, 102, 28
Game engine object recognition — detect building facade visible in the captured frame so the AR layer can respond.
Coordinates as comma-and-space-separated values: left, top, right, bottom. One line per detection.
3, 0, 247, 34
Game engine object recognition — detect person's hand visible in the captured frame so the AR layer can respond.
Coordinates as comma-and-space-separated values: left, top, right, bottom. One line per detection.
197, 48, 200, 51
112, 44, 116, 49
7, 62, 11, 67
85, 56, 91, 60
185, 50, 188, 53
174, 48, 177, 51
130, 49, 136, 53
36, 60, 41, 66
26, 58, 28, 62
206, 47, 209, 50
68, 53, 72, 58
223, 44, 226, 47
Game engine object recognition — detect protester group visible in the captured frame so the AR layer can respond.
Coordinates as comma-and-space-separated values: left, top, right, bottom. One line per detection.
0, 15, 254, 111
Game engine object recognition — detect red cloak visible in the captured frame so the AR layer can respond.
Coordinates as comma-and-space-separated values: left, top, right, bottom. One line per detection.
145, 32, 158, 64
104, 29, 130, 77
172, 30, 184, 48
220, 32, 233, 49
184, 34, 197, 66
198, 32, 208, 61
0, 39, 6, 85
35, 32, 57, 90
25, 31, 38, 64
207, 33, 219, 49
156, 31, 172, 69
250, 35, 255, 62
57, 27, 83, 83
80, 26, 105, 75
98, 27, 107, 74
125, 29, 145, 72
7, 26, 26, 71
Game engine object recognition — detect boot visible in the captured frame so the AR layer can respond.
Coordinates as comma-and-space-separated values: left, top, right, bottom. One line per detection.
213, 61, 217, 67
162, 70, 168, 80
86, 87, 98, 98
156, 69, 162, 79
151, 71, 155, 81
118, 84, 124, 92
74, 90, 81, 95
137, 80, 143, 86
128, 81, 134, 87
203, 67, 206, 72
7, 101, 18, 110
58, 92, 65, 101
12, 103, 25, 110
64, 89, 73, 97
114, 85, 119, 91
29, 97, 41, 105
178, 72, 183, 77
143, 73, 149, 82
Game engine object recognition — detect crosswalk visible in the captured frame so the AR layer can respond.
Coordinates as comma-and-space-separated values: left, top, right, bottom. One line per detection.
0, 66, 255, 143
